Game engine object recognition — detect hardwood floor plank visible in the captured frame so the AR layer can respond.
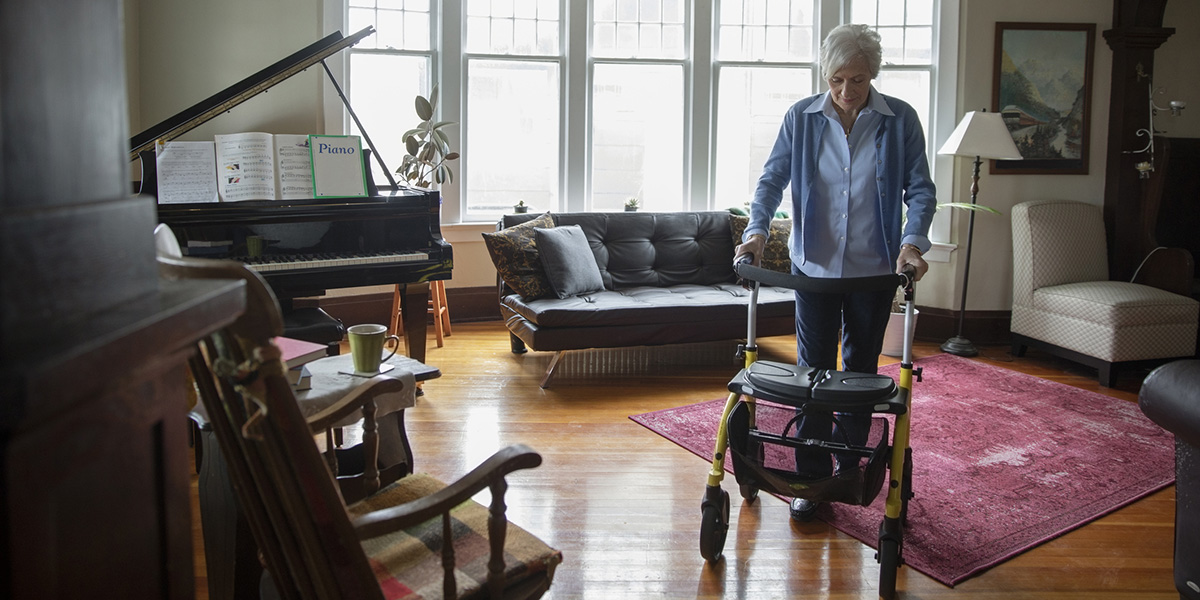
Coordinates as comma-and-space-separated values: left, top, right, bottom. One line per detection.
190, 321, 1178, 599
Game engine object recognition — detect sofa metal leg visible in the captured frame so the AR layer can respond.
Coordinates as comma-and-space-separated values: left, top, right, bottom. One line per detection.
541, 351, 565, 389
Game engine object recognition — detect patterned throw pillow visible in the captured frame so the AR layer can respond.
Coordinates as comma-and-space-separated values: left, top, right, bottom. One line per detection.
481, 212, 556, 301
729, 215, 792, 273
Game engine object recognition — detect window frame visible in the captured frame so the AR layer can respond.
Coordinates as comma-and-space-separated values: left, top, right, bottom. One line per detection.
323, 0, 961, 247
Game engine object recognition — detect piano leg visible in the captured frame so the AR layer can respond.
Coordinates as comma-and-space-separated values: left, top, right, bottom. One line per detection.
399, 282, 430, 364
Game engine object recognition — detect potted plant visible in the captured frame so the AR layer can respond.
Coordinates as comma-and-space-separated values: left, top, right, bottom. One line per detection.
881, 202, 1002, 357
624, 197, 639, 212
513, 200, 529, 214
395, 84, 459, 189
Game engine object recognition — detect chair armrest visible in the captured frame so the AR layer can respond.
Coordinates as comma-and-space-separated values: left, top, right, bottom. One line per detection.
1131, 246, 1195, 296
350, 444, 543, 540
305, 374, 407, 432
1139, 359, 1200, 448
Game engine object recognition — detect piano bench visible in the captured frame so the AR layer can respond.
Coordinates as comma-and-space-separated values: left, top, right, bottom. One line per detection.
283, 307, 345, 354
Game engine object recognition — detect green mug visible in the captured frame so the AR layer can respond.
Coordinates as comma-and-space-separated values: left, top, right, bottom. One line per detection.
347, 324, 400, 374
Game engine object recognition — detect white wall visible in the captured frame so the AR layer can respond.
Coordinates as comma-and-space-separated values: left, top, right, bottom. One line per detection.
127, 1, 1199, 304
926, 0, 1198, 313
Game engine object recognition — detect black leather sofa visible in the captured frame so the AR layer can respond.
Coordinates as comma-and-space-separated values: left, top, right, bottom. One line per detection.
1138, 359, 1200, 599
493, 211, 796, 387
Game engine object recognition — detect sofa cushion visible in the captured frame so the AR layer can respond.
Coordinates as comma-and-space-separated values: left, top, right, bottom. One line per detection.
730, 215, 792, 273
535, 225, 605, 298
501, 283, 797, 329
482, 212, 556, 301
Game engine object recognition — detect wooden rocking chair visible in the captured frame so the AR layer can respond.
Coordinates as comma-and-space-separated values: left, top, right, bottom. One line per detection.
159, 254, 561, 600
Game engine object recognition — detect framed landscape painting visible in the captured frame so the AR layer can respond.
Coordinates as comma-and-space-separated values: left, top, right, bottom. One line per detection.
992, 22, 1095, 174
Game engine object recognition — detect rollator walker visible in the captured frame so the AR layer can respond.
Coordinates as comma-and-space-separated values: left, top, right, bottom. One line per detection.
699, 261, 920, 600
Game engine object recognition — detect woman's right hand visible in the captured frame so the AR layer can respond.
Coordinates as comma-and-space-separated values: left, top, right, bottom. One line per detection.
733, 234, 766, 268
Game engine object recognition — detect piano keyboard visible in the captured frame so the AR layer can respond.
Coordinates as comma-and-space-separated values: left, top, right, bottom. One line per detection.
244, 251, 430, 273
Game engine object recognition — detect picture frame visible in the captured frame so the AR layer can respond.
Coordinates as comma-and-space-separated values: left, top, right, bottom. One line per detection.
991, 22, 1095, 175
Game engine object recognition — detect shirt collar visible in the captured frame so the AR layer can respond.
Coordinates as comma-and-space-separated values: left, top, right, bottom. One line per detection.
805, 85, 894, 118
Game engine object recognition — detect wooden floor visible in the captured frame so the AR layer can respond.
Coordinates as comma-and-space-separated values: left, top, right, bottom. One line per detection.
190, 320, 1178, 599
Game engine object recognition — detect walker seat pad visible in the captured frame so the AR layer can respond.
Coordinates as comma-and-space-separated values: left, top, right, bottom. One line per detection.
728, 360, 906, 414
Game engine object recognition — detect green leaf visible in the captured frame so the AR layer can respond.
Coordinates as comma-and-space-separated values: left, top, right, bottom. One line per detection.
430, 120, 456, 131
405, 137, 419, 156
432, 128, 450, 150
445, 152, 460, 161
428, 84, 440, 111
415, 96, 433, 121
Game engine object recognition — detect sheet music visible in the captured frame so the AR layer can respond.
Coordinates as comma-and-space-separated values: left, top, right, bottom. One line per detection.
273, 134, 316, 200
155, 141, 218, 204
215, 132, 277, 201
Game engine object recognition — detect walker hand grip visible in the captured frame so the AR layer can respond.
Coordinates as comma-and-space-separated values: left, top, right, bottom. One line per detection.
735, 263, 907, 294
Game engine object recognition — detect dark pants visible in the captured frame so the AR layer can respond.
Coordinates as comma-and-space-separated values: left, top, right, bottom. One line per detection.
791, 268, 894, 479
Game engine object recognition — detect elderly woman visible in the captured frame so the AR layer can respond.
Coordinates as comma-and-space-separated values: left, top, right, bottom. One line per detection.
733, 23, 938, 522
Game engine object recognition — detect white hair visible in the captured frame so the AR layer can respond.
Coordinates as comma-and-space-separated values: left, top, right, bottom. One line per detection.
820, 24, 883, 80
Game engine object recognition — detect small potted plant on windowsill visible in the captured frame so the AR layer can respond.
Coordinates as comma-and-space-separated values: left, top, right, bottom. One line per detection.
513, 200, 529, 214
624, 197, 639, 212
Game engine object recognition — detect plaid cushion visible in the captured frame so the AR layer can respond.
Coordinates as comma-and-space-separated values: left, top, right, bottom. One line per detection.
729, 215, 792, 273
348, 473, 562, 600
482, 213, 557, 301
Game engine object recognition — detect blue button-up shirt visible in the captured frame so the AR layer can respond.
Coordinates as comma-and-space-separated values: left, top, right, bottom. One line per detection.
745, 87, 938, 277
804, 89, 892, 277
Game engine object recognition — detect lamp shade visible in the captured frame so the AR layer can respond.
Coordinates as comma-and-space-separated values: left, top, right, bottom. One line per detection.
937, 111, 1023, 160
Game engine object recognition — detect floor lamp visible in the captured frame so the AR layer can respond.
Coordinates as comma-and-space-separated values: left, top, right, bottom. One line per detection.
936, 110, 1022, 357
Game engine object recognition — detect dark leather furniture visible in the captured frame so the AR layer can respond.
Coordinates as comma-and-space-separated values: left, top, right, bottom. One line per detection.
498, 211, 796, 386
1138, 359, 1200, 599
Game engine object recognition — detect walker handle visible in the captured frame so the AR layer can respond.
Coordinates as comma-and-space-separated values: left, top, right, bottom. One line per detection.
734, 262, 909, 294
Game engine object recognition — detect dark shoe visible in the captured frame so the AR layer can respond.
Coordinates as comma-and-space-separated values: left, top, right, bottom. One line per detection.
790, 498, 819, 522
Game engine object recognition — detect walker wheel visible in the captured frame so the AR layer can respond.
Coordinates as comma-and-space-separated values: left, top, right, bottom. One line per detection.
738, 483, 759, 501
877, 517, 903, 599
878, 537, 901, 599
699, 488, 730, 563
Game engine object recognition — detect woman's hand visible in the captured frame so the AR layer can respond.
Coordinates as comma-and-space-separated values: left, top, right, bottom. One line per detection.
733, 235, 766, 268
896, 244, 928, 281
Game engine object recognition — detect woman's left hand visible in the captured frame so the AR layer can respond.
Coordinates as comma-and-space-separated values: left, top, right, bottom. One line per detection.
896, 244, 929, 281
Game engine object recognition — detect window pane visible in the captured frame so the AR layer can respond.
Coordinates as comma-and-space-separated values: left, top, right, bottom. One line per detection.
465, 0, 560, 55
348, 54, 429, 186
594, 0, 686, 59
874, 70, 930, 135
466, 60, 561, 218
907, 0, 934, 26
717, 0, 814, 61
356, 4, 431, 51
715, 66, 811, 211
592, 63, 684, 211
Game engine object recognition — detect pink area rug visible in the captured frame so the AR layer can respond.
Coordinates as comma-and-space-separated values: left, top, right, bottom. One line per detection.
630, 353, 1175, 586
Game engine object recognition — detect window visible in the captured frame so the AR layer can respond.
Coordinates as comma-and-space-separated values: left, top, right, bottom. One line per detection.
332, 0, 953, 227
463, 1, 562, 216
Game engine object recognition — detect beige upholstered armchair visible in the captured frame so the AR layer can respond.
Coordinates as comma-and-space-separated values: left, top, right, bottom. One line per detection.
1010, 199, 1199, 386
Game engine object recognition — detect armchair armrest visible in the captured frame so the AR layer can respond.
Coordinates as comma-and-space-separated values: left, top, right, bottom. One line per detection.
1139, 359, 1200, 448
350, 444, 543, 540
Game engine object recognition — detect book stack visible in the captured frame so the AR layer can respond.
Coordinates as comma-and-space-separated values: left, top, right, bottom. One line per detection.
274, 336, 329, 393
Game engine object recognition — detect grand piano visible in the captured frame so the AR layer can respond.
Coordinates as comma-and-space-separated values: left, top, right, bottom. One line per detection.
135, 26, 451, 364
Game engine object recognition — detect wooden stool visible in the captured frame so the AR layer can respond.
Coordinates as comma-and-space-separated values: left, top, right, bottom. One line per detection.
389, 280, 451, 347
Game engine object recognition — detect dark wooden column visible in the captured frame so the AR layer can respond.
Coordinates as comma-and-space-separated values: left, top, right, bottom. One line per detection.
0, 1, 245, 598
1102, 0, 1174, 280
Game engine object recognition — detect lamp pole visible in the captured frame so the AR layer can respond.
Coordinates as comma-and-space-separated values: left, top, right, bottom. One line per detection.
940, 155, 982, 357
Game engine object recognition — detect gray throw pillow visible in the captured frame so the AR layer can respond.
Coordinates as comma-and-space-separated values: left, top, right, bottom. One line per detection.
535, 225, 605, 299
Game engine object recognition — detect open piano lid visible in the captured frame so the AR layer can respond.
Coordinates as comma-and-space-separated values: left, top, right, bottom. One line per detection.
129, 26, 390, 184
